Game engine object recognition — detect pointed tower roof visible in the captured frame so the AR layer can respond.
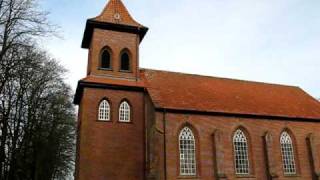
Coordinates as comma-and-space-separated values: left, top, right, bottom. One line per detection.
93, 0, 143, 27
81, 0, 148, 48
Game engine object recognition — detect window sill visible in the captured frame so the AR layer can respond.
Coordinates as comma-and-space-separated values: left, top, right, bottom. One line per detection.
177, 175, 200, 179
117, 121, 132, 124
98, 67, 113, 71
119, 69, 132, 73
235, 174, 255, 178
283, 174, 300, 177
97, 120, 112, 123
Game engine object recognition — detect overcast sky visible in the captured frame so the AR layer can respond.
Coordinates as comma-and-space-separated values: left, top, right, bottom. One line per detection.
41, 0, 320, 98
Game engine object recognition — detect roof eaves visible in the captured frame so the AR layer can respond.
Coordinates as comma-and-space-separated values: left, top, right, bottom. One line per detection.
73, 80, 146, 105
81, 19, 148, 49
154, 107, 320, 122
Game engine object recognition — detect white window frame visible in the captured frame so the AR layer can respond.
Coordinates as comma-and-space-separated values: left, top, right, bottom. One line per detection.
98, 100, 110, 121
179, 127, 197, 176
280, 131, 296, 175
233, 129, 250, 175
119, 101, 131, 122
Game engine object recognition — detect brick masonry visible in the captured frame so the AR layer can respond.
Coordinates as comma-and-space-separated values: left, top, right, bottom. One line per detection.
150, 112, 320, 179
76, 88, 145, 180
74, 1, 320, 179
76, 89, 320, 180
87, 29, 140, 80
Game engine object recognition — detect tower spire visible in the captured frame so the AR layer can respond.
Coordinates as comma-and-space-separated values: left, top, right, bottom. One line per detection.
81, 0, 148, 49
93, 0, 143, 27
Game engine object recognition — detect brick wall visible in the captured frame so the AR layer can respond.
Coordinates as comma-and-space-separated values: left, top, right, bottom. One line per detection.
88, 29, 140, 80
76, 88, 145, 180
153, 112, 320, 180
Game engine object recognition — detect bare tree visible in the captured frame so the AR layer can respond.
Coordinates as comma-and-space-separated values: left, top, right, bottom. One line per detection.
0, 0, 75, 180
0, 46, 75, 180
0, 0, 53, 93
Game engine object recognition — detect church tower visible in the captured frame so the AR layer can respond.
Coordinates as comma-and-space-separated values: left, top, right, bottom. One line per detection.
82, 0, 148, 80
74, 0, 148, 179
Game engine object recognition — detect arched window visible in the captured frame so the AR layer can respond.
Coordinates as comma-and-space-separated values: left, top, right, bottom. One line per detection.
120, 52, 130, 71
233, 129, 250, 175
119, 101, 130, 122
280, 131, 296, 175
98, 100, 110, 121
101, 49, 111, 69
179, 127, 196, 176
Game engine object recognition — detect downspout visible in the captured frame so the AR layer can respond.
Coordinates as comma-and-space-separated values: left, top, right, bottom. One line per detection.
136, 34, 139, 81
143, 88, 147, 180
163, 109, 167, 180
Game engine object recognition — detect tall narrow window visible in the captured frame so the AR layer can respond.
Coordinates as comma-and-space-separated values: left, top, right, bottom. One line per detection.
101, 49, 111, 69
98, 100, 110, 121
120, 52, 130, 71
179, 127, 196, 176
233, 129, 250, 175
280, 131, 296, 175
119, 101, 130, 122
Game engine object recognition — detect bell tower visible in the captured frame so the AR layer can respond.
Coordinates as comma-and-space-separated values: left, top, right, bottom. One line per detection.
75, 0, 148, 180
82, 0, 148, 80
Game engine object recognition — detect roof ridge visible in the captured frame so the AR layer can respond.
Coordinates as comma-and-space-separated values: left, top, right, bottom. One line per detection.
296, 87, 320, 106
140, 68, 299, 89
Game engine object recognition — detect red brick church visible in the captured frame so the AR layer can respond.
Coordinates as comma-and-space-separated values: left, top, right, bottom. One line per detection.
74, 0, 320, 179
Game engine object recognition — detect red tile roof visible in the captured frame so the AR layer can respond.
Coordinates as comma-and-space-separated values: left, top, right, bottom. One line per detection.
141, 69, 320, 120
77, 69, 320, 120
81, 75, 145, 88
